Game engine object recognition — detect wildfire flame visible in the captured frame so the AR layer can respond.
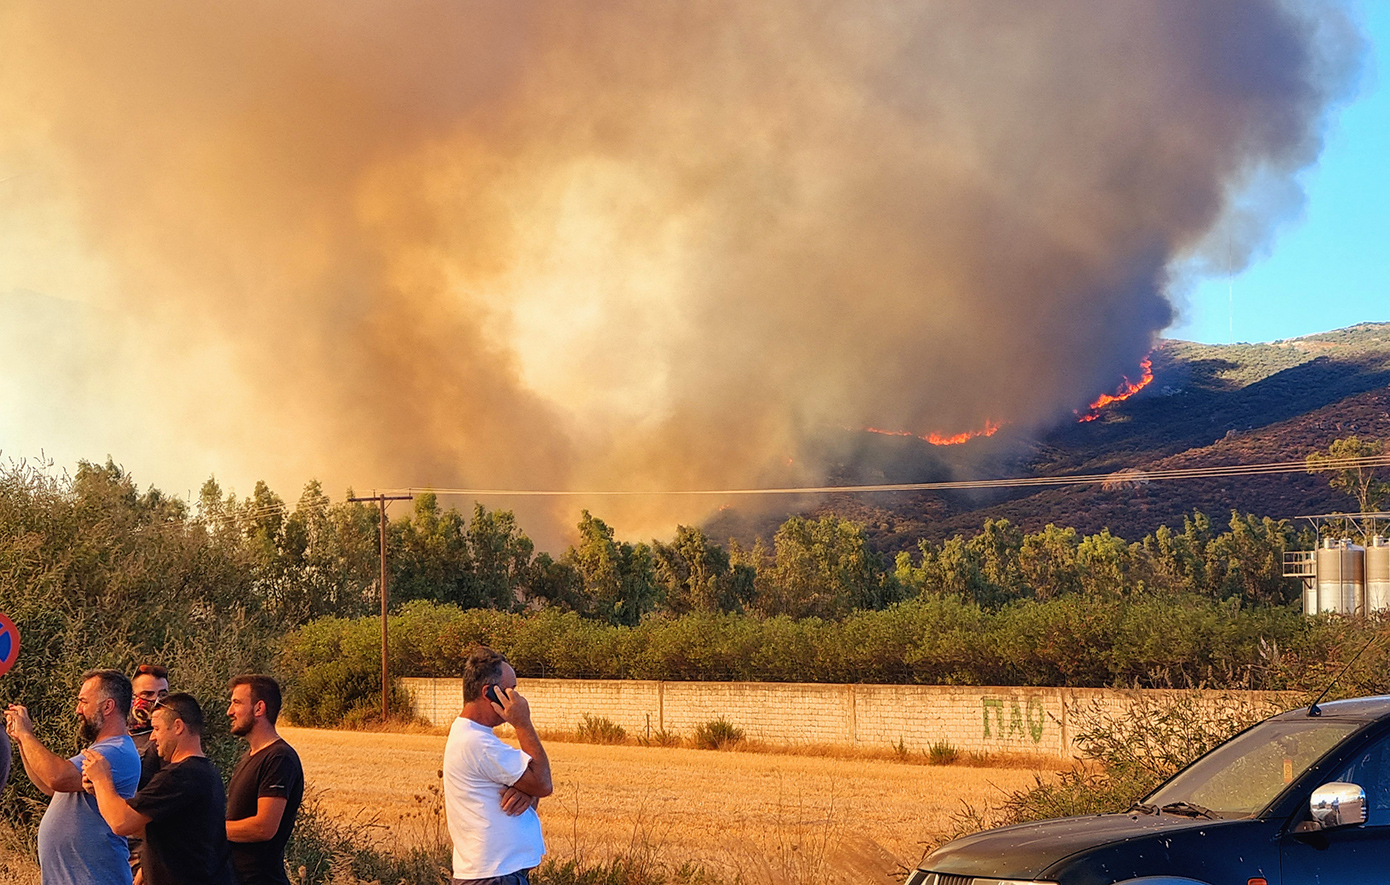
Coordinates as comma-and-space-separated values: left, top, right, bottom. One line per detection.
1076, 356, 1154, 422
865, 419, 1003, 446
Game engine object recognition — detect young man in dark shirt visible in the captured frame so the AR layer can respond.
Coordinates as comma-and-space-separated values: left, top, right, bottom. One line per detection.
82, 692, 233, 885
225, 675, 304, 885
127, 662, 170, 884
128, 663, 170, 788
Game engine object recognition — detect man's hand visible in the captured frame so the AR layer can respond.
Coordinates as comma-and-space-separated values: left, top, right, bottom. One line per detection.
5, 705, 34, 740
80, 747, 113, 790
491, 686, 534, 731
499, 785, 540, 816
8, 706, 78, 796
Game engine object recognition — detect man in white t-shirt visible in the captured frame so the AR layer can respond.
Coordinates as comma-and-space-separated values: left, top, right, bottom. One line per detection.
443, 646, 553, 885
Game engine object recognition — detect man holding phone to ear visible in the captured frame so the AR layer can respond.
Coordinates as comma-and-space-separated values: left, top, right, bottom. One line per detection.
442, 646, 552, 885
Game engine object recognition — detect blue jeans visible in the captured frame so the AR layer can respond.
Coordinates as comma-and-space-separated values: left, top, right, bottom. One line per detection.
451, 873, 530, 885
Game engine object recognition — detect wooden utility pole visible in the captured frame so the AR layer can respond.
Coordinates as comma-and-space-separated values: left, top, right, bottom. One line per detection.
348, 493, 412, 722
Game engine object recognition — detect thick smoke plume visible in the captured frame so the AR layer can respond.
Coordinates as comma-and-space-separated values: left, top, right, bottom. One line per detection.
0, 2, 1362, 545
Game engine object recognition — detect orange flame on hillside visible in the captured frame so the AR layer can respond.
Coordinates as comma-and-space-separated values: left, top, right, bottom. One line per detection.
1076, 356, 1153, 422
865, 419, 1003, 446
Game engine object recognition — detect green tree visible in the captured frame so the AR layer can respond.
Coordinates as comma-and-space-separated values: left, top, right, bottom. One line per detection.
896, 535, 1001, 607
390, 492, 471, 607
1019, 524, 1081, 601
561, 511, 659, 625
755, 514, 895, 618
465, 503, 535, 610
651, 525, 751, 614
1204, 512, 1298, 606
1136, 512, 1214, 596
0, 460, 276, 838
1307, 436, 1390, 514
1075, 529, 1133, 598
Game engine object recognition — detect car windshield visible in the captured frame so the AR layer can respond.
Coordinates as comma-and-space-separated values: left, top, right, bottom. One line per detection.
1144, 718, 1361, 818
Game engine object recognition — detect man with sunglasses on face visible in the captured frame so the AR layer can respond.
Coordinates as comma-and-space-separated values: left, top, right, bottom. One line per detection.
4, 669, 141, 885
443, 646, 552, 885
82, 692, 234, 885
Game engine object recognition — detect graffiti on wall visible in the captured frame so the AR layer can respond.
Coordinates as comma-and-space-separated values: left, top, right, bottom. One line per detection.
982, 696, 1045, 743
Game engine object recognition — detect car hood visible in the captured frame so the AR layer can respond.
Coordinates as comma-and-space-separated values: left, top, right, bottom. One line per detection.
923, 812, 1237, 880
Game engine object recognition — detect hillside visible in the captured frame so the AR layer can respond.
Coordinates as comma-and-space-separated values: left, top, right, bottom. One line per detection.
709, 322, 1390, 552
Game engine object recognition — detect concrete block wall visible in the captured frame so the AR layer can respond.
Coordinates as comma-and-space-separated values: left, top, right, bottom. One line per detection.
401, 677, 1296, 757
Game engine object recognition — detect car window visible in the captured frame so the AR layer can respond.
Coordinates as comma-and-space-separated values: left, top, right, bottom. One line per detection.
1147, 719, 1360, 818
1330, 733, 1390, 826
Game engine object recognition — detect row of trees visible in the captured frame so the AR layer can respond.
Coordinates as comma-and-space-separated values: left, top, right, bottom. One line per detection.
11, 438, 1382, 643
232, 481, 1304, 625
24, 434, 1372, 633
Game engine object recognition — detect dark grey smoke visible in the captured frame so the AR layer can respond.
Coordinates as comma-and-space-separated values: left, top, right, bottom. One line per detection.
0, 1, 1363, 544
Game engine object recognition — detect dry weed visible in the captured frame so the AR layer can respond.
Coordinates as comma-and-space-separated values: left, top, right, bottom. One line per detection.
0, 822, 39, 885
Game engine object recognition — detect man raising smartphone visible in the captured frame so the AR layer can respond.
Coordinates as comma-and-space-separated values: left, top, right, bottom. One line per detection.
6, 670, 140, 885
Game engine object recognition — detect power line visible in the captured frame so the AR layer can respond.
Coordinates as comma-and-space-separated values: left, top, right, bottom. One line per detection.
379, 455, 1390, 499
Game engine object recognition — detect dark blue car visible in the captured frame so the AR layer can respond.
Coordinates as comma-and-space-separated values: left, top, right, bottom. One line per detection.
908, 696, 1390, 885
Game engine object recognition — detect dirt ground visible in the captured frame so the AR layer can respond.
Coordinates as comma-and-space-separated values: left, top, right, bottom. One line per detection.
283, 726, 1053, 883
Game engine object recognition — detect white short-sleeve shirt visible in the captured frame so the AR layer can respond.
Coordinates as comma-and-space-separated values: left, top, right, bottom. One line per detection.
442, 717, 546, 879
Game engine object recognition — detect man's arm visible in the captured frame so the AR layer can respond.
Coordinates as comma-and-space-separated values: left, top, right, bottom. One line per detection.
227, 797, 287, 842
6, 706, 81, 796
80, 748, 151, 838
496, 689, 552, 798
500, 785, 541, 816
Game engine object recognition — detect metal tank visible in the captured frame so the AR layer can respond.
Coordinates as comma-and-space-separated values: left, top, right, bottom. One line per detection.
1316, 539, 1365, 615
1367, 537, 1390, 614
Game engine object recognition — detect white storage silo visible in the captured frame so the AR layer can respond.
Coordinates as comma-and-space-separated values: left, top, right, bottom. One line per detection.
1367, 537, 1390, 614
1316, 539, 1365, 614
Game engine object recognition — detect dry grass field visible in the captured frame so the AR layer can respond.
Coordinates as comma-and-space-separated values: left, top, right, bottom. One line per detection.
0, 728, 1058, 885
284, 726, 1054, 884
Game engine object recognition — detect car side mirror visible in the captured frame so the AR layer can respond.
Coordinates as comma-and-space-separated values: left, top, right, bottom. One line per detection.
1310, 782, 1367, 829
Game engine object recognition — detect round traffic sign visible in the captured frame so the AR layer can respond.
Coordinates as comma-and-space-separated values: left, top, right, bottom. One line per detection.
0, 612, 19, 678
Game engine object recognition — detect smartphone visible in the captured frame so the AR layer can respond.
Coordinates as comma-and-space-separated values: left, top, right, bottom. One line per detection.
485, 684, 504, 707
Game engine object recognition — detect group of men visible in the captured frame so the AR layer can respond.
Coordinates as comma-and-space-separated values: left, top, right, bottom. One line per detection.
4, 667, 303, 885
3, 645, 552, 885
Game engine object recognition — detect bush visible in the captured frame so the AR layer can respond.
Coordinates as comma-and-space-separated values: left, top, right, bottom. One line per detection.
577, 714, 627, 745
639, 728, 682, 749
278, 594, 1341, 730
926, 741, 960, 766
965, 691, 1284, 830
692, 718, 745, 750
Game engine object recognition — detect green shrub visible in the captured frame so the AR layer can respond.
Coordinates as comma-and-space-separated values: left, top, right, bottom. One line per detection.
640, 729, 682, 748
692, 718, 745, 750
577, 714, 627, 745
968, 691, 1283, 830
926, 741, 960, 765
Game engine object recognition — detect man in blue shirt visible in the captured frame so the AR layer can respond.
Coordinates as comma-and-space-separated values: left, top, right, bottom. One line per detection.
5, 669, 142, 885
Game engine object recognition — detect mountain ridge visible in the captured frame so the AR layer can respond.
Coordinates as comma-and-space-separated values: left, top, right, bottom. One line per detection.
707, 322, 1390, 552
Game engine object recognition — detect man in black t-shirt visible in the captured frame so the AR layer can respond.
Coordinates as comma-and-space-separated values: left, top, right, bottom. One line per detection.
83, 692, 234, 885
225, 675, 304, 885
